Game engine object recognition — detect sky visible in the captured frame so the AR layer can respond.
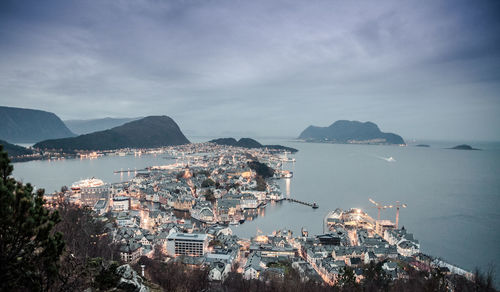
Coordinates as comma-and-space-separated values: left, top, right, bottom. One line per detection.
1, 0, 499, 141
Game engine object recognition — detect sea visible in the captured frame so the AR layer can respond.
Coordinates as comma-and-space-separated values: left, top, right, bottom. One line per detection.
12, 137, 500, 282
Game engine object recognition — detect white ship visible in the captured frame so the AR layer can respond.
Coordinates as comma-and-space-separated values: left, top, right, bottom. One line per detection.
71, 178, 105, 192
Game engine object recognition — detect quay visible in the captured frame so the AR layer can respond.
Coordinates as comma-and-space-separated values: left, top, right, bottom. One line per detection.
283, 198, 319, 209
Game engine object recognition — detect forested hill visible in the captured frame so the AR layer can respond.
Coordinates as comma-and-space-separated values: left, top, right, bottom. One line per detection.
34, 116, 190, 151
0, 140, 34, 157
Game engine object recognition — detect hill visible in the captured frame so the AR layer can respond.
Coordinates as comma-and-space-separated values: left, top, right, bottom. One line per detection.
0, 106, 75, 143
64, 117, 142, 135
210, 137, 298, 153
0, 139, 34, 157
298, 120, 405, 145
34, 116, 190, 151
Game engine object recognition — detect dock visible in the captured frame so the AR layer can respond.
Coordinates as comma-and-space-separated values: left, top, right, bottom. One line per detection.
284, 198, 319, 209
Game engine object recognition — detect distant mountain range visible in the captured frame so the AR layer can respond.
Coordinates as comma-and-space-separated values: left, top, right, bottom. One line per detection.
0, 106, 75, 143
34, 116, 190, 151
298, 120, 405, 145
210, 137, 298, 153
0, 139, 34, 157
64, 117, 142, 135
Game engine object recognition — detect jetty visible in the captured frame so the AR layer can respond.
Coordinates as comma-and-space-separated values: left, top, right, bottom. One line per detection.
284, 198, 319, 209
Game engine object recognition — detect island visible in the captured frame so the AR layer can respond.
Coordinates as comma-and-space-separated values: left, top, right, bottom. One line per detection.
415, 144, 430, 147
34, 116, 190, 152
449, 144, 480, 150
298, 120, 405, 145
210, 137, 298, 153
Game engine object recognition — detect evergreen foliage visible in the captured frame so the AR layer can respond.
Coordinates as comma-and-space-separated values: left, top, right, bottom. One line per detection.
247, 160, 275, 178
0, 145, 65, 291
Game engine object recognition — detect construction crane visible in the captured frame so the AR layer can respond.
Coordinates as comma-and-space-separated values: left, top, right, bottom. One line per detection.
387, 201, 407, 229
369, 198, 391, 220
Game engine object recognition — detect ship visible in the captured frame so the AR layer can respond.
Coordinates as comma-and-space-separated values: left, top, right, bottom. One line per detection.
280, 170, 293, 178
71, 177, 105, 191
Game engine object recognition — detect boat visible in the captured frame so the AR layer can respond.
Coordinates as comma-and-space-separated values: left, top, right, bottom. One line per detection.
312, 202, 319, 209
280, 170, 293, 178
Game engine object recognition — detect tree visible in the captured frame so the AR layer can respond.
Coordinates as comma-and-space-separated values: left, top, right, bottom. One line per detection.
337, 266, 357, 290
362, 261, 390, 291
54, 203, 114, 260
201, 178, 215, 188
0, 145, 65, 291
204, 188, 216, 203
52, 202, 118, 291
247, 160, 274, 178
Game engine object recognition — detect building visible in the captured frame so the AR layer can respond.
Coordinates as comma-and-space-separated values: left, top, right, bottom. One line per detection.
166, 232, 209, 257
208, 261, 231, 281
244, 252, 263, 280
239, 193, 259, 209
120, 242, 142, 263
113, 196, 130, 211
71, 178, 110, 206
93, 198, 109, 215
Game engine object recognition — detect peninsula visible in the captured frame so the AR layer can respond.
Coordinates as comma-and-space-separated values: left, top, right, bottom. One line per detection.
298, 120, 405, 145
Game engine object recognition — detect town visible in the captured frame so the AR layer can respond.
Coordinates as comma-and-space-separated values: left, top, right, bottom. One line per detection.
44, 142, 472, 287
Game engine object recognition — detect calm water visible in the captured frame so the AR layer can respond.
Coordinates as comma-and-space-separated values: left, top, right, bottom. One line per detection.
13, 138, 500, 280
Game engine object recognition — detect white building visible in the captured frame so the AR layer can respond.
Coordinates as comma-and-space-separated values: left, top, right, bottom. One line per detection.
113, 196, 130, 211
240, 193, 259, 209
166, 232, 209, 257
208, 262, 231, 281
397, 240, 420, 256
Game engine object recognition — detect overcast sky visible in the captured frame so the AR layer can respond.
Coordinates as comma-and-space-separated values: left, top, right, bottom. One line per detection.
1, 0, 499, 140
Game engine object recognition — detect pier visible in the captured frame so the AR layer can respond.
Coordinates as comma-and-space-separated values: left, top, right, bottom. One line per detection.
284, 198, 319, 209
113, 168, 148, 173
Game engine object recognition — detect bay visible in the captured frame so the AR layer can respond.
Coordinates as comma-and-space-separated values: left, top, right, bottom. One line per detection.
12, 137, 500, 281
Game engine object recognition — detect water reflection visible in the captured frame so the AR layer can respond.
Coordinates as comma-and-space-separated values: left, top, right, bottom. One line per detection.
285, 178, 291, 197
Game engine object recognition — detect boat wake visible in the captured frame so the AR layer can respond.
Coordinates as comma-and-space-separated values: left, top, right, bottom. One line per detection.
374, 155, 396, 162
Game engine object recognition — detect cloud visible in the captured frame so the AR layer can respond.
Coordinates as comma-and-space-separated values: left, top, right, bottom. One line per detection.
0, 0, 499, 140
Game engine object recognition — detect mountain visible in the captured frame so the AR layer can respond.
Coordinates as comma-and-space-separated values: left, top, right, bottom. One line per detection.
64, 117, 142, 135
0, 106, 75, 143
34, 116, 190, 151
0, 139, 34, 157
210, 137, 298, 153
298, 120, 405, 145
